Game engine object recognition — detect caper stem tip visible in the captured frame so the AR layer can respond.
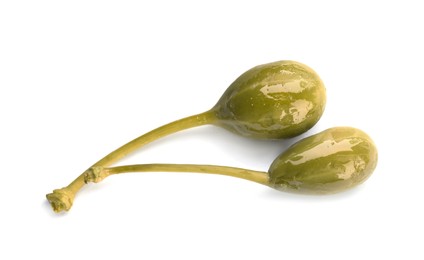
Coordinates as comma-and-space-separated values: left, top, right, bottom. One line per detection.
46, 188, 75, 213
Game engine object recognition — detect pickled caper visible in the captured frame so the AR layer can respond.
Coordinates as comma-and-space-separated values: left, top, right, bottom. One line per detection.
214, 60, 326, 139
83, 127, 378, 201
47, 60, 326, 212
268, 127, 378, 194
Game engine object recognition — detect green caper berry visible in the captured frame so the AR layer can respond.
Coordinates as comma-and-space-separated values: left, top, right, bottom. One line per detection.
268, 127, 378, 194
213, 60, 326, 139
47, 60, 328, 213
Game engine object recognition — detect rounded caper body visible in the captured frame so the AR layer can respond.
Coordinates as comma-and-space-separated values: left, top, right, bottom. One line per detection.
268, 127, 378, 194
213, 60, 326, 139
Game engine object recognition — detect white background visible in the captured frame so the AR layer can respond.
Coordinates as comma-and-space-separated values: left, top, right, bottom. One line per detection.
1, 1, 423, 259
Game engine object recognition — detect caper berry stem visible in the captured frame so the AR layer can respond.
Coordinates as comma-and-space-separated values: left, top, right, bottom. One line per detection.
85, 164, 270, 186
46, 111, 217, 213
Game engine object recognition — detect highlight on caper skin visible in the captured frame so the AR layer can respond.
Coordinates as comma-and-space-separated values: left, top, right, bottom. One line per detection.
83, 127, 378, 202
46, 60, 327, 213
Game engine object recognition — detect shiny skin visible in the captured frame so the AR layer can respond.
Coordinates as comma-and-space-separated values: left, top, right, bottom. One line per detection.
213, 60, 326, 139
268, 127, 378, 194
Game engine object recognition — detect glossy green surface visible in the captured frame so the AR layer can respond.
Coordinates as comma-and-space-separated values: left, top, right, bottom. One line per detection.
213, 60, 326, 139
268, 127, 378, 194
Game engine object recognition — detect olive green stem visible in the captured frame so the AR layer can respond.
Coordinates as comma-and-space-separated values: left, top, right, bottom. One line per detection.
84, 164, 270, 186
46, 111, 218, 213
